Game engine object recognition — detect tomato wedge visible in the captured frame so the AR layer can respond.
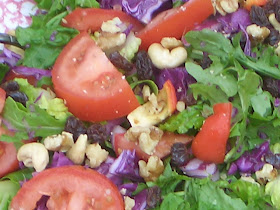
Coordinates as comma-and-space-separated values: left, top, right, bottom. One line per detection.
244, 0, 268, 10
52, 32, 139, 122
191, 102, 232, 164
0, 127, 18, 178
114, 132, 193, 161
0, 87, 6, 113
137, 0, 214, 50
62, 8, 144, 32
10, 166, 124, 210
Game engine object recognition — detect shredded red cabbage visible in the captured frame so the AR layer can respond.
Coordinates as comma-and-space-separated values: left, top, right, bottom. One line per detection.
12, 66, 51, 80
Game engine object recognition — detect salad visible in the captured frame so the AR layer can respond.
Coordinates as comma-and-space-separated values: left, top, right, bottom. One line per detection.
1, 0, 280, 209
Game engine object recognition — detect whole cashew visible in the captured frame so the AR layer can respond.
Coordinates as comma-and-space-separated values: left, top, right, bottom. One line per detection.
148, 43, 187, 69
17, 143, 49, 172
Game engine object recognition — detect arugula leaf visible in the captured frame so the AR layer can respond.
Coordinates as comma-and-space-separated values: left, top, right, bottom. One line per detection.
185, 29, 233, 64
190, 83, 229, 105
1, 97, 66, 144
186, 56, 238, 97
159, 104, 204, 134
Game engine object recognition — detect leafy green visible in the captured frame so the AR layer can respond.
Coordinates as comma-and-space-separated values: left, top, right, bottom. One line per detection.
186, 56, 238, 97
0, 64, 10, 83
0, 180, 20, 210
16, 0, 99, 68
185, 29, 280, 79
159, 104, 205, 134
1, 97, 66, 145
15, 78, 70, 120
0, 168, 33, 210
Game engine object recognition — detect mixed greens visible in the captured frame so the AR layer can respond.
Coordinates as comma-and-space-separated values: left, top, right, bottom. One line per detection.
1, 0, 280, 209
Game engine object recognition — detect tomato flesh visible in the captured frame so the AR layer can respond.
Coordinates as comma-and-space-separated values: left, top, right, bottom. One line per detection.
137, 0, 214, 50
62, 8, 144, 32
0, 88, 6, 113
114, 132, 193, 161
191, 103, 232, 164
10, 166, 124, 210
52, 32, 139, 122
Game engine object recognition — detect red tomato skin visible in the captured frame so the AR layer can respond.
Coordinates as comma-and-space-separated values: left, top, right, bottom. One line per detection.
191, 103, 232, 164
63, 8, 144, 32
10, 166, 124, 210
0, 127, 19, 178
114, 132, 193, 161
164, 80, 177, 113
244, 0, 267, 10
52, 32, 140, 122
137, 0, 214, 50
0, 88, 6, 113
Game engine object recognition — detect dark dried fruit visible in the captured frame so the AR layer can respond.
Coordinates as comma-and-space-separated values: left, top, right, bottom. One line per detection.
262, 77, 280, 98
171, 143, 190, 166
199, 52, 212, 69
1, 81, 19, 92
265, 29, 280, 46
8, 91, 28, 106
264, 0, 280, 22
87, 123, 108, 143
135, 51, 154, 80
108, 51, 135, 72
250, 5, 270, 27
64, 116, 87, 141
146, 186, 161, 209
264, 153, 280, 169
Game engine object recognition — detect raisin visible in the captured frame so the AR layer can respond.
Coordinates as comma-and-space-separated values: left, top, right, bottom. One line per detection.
8, 91, 28, 106
146, 186, 161, 209
1, 81, 19, 92
264, 0, 280, 22
250, 5, 270, 27
171, 143, 190, 166
135, 51, 154, 80
265, 29, 280, 46
108, 51, 135, 73
86, 123, 108, 144
199, 52, 212, 69
262, 77, 280, 98
64, 116, 87, 141
264, 153, 280, 169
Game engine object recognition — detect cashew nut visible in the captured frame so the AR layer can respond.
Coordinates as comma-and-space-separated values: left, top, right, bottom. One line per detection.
269, 13, 280, 33
17, 143, 49, 172
44, 131, 74, 152
66, 134, 88, 165
85, 143, 109, 168
148, 43, 187, 69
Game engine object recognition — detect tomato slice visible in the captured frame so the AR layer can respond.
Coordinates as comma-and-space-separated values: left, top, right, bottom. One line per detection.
114, 132, 193, 161
244, 0, 267, 10
136, 0, 214, 50
191, 102, 232, 164
10, 166, 124, 210
62, 8, 144, 32
52, 32, 140, 122
0, 127, 18, 178
0, 88, 6, 113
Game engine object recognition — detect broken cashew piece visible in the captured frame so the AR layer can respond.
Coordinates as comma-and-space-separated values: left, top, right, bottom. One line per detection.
66, 134, 88, 165
17, 142, 49, 172
148, 43, 187, 69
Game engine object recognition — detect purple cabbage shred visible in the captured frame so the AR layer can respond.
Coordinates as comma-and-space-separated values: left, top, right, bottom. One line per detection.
99, 0, 173, 24
50, 152, 74, 168
155, 67, 196, 101
132, 189, 148, 210
0, 47, 21, 67
12, 66, 51, 80
109, 149, 143, 182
